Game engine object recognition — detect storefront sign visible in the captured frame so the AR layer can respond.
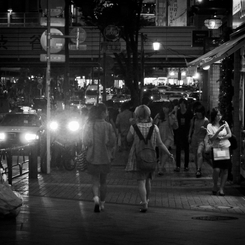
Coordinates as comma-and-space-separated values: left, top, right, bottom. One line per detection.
192, 30, 209, 47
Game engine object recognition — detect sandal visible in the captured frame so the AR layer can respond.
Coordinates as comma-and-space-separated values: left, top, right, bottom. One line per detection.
139, 202, 148, 213
196, 169, 201, 178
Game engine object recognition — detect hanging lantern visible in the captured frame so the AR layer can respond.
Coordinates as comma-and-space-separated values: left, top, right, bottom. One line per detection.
204, 18, 222, 29
153, 42, 161, 51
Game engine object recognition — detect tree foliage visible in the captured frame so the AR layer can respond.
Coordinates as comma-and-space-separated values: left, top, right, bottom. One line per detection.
73, 0, 148, 105
218, 27, 234, 127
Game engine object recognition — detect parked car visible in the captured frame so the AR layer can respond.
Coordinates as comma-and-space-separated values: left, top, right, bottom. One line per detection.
163, 91, 187, 101
84, 85, 102, 105
112, 94, 131, 103
69, 100, 83, 110
188, 91, 202, 101
143, 87, 162, 101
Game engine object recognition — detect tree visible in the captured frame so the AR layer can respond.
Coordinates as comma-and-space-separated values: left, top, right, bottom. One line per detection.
73, 0, 149, 106
218, 27, 234, 127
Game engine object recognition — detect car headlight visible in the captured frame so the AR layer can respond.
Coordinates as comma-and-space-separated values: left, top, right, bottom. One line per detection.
49, 121, 59, 131
24, 133, 39, 142
67, 121, 79, 132
0, 133, 6, 141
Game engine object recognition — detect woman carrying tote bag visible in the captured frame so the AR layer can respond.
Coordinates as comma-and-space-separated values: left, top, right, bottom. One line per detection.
207, 108, 232, 196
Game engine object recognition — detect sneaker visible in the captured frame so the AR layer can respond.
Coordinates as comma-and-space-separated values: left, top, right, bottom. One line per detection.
174, 167, 180, 172
184, 167, 189, 172
196, 169, 202, 178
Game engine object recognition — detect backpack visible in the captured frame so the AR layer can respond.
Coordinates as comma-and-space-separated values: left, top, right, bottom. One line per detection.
133, 124, 157, 171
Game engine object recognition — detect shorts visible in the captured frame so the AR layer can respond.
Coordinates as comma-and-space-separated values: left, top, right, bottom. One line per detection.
87, 163, 111, 175
135, 170, 155, 181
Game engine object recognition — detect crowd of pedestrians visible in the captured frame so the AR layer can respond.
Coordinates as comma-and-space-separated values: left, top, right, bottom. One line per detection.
79, 97, 235, 213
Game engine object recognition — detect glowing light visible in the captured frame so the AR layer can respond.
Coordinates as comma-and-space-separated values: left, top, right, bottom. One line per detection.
204, 18, 222, 29
203, 65, 210, 70
153, 42, 161, 51
68, 121, 79, 131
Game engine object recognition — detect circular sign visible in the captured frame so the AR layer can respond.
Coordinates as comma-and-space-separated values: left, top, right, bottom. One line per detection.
104, 25, 120, 41
40, 28, 65, 53
70, 27, 87, 44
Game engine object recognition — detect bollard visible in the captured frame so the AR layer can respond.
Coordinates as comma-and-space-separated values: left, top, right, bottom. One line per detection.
6, 150, 12, 185
29, 143, 38, 179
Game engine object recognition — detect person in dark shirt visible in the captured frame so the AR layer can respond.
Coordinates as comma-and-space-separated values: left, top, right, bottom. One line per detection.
174, 98, 193, 172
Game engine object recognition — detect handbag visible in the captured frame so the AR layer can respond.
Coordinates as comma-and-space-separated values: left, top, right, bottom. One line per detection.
204, 134, 212, 153
213, 147, 230, 161
75, 147, 88, 171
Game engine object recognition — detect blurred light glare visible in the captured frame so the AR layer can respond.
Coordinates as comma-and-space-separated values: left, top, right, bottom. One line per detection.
49, 121, 59, 131
68, 121, 79, 131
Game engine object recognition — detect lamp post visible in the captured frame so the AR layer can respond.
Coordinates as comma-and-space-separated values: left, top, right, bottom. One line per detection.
140, 33, 145, 103
7, 8, 12, 27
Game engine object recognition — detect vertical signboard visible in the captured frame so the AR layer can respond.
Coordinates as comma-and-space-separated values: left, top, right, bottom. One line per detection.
156, 0, 167, 26
168, 0, 187, 26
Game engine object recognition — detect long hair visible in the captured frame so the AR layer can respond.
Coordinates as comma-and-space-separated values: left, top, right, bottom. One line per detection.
210, 107, 219, 125
158, 101, 174, 121
88, 103, 107, 121
194, 104, 206, 119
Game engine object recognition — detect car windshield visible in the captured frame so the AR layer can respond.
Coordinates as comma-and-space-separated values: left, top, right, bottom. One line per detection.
86, 90, 98, 96
33, 99, 47, 107
0, 114, 41, 127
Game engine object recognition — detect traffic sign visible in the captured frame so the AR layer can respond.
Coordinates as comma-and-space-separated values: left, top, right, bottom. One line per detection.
70, 27, 87, 44
40, 28, 65, 53
104, 25, 120, 41
40, 54, 65, 62
40, 17, 65, 27
69, 44, 87, 50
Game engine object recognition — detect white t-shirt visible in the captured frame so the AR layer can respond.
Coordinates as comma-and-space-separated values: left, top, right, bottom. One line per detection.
207, 123, 231, 148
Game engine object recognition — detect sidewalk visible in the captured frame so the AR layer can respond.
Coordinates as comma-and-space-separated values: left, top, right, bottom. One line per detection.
11, 150, 245, 215
1, 150, 245, 244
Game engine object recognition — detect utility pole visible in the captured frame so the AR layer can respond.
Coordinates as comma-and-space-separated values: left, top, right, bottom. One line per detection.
140, 33, 145, 103
64, 0, 70, 106
46, 0, 51, 174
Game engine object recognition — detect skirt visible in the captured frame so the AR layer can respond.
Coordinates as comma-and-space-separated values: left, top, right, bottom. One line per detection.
211, 148, 232, 170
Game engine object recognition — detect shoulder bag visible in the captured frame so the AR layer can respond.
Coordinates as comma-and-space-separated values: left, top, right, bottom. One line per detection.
213, 147, 230, 161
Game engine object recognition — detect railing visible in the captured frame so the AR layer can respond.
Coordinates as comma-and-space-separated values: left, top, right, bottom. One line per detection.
0, 12, 85, 27
0, 12, 42, 27
0, 143, 39, 184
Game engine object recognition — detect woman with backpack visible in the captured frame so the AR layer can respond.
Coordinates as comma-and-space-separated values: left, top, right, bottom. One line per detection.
126, 105, 174, 213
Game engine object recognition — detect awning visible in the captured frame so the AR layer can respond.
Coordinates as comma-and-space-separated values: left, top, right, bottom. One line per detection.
187, 33, 245, 68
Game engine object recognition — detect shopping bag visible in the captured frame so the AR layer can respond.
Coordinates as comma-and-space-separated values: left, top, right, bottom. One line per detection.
213, 147, 230, 161
0, 182, 23, 216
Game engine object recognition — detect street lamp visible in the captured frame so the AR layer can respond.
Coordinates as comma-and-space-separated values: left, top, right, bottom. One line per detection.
7, 8, 12, 27
153, 41, 161, 51
140, 33, 145, 103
